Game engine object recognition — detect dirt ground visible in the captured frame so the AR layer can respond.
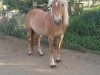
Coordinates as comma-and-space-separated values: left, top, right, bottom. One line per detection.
0, 32, 100, 75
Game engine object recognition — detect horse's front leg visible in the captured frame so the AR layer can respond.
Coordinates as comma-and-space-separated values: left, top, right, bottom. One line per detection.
37, 35, 44, 56
27, 30, 34, 55
48, 36, 56, 68
56, 35, 64, 63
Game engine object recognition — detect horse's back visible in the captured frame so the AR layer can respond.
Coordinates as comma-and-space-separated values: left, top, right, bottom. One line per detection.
26, 9, 48, 35
26, 9, 46, 25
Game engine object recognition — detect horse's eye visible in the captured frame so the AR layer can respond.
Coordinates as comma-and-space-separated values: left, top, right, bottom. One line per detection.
62, 4, 64, 7
50, 5, 52, 7
48, 5, 52, 9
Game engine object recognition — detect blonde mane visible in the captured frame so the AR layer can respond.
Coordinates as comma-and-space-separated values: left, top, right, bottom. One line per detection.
48, 0, 69, 26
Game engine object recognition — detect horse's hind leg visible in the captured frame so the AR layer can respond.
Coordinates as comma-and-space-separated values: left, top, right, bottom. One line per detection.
27, 30, 34, 55
56, 35, 64, 63
37, 35, 43, 56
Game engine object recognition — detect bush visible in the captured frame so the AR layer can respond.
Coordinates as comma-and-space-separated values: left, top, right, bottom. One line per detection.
37, 0, 48, 4
0, 18, 27, 38
69, 9, 100, 36
63, 8, 100, 54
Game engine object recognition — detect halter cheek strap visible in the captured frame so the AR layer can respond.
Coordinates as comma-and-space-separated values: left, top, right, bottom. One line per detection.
48, 6, 53, 15
50, 8, 53, 15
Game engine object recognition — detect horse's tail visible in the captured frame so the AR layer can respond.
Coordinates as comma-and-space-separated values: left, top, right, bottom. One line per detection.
30, 30, 35, 48
25, 10, 35, 54
25, 10, 33, 31
26, 29, 34, 55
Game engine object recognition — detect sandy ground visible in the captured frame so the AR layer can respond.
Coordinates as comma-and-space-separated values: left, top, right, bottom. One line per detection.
0, 33, 100, 75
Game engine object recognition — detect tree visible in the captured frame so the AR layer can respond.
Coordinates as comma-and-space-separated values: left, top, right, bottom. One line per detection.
37, 0, 48, 4
3, 0, 33, 13
3, 0, 48, 13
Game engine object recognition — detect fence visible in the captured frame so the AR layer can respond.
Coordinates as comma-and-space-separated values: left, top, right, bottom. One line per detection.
0, 1, 100, 54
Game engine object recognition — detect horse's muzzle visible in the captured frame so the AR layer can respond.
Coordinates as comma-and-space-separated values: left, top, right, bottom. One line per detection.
54, 19, 61, 25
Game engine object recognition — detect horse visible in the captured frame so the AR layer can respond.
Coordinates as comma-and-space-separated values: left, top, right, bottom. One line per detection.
25, 0, 69, 68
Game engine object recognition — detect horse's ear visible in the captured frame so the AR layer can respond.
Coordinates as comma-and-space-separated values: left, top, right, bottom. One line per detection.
48, 0, 54, 7
62, 4, 64, 7
54, 0, 57, 1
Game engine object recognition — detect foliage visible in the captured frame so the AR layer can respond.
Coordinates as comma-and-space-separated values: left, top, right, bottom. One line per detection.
37, 0, 48, 4
2, 0, 48, 13
0, 18, 27, 38
3, 0, 33, 13
0, 2, 3, 10
63, 8, 100, 54
69, 8, 100, 36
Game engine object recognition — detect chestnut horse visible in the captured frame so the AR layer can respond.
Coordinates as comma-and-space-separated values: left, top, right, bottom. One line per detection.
25, 0, 69, 68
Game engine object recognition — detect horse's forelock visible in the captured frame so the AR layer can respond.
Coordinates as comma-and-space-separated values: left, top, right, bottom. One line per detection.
48, 0, 53, 7
48, 0, 69, 26
48, 0, 68, 7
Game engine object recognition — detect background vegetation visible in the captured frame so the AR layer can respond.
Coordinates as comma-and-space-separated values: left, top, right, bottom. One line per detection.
0, 0, 100, 54
63, 6, 100, 54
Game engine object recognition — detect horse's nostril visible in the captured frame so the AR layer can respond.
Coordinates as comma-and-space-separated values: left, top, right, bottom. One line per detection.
54, 19, 61, 25
59, 20, 61, 23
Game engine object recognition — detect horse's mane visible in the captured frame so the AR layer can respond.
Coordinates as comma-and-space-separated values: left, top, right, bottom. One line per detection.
48, 0, 68, 6
48, 0, 69, 26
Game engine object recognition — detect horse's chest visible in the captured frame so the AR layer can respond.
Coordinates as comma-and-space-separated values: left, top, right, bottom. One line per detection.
54, 29, 64, 36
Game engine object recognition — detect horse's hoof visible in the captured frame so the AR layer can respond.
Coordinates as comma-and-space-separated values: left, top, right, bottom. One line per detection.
50, 65, 57, 68
38, 52, 44, 57
56, 59, 61, 63
40, 54, 44, 57
28, 53, 32, 56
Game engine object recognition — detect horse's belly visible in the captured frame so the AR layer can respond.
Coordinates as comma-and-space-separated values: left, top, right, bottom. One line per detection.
32, 25, 46, 35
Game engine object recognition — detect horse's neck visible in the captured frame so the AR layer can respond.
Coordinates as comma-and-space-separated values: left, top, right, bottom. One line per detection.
46, 12, 54, 23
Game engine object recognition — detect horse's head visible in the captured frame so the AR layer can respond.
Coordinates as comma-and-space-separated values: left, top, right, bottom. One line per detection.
48, 0, 65, 25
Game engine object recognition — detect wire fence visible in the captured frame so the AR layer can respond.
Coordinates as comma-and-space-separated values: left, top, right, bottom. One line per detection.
0, 1, 100, 54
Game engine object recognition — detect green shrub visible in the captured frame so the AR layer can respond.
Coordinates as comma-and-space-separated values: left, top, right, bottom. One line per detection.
69, 9, 100, 36
63, 8, 100, 54
37, 0, 48, 4
0, 18, 27, 38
